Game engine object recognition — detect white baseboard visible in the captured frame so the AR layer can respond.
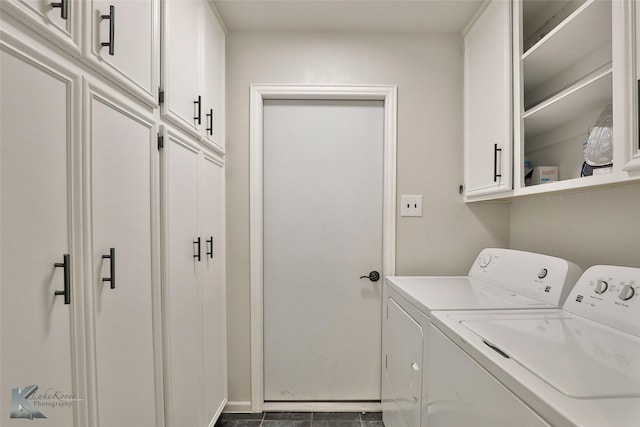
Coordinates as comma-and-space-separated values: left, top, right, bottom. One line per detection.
262, 401, 382, 413
223, 401, 254, 413
209, 398, 228, 427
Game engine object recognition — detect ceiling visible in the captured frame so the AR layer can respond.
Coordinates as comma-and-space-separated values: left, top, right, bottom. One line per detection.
212, 0, 485, 34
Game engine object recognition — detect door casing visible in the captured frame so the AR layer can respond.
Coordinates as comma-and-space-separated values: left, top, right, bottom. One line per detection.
249, 85, 397, 413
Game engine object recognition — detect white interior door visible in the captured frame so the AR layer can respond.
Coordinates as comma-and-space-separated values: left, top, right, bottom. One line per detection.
263, 99, 384, 401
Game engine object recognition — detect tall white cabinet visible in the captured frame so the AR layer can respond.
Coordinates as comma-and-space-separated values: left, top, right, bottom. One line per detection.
85, 86, 162, 427
201, 152, 227, 424
0, 38, 83, 427
0, 1, 227, 426
162, 129, 227, 427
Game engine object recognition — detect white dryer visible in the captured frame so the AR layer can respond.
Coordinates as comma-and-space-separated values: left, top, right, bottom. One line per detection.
382, 248, 582, 427
429, 265, 640, 427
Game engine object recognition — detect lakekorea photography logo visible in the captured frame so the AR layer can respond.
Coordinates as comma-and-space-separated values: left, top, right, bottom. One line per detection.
10, 385, 81, 420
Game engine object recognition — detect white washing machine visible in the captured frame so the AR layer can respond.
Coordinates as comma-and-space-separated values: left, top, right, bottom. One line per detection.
382, 248, 582, 427
429, 265, 640, 427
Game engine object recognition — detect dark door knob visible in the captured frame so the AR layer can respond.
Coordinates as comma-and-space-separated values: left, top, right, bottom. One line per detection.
360, 271, 380, 282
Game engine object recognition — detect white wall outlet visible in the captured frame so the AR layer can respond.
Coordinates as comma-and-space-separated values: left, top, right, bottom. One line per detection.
400, 195, 423, 217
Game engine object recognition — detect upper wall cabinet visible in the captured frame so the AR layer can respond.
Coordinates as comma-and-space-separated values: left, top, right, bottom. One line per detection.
511, 0, 639, 197
161, 0, 226, 151
515, 0, 613, 187
465, 0, 639, 202
0, 0, 82, 53
463, 0, 513, 198
84, 0, 160, 106
203, 4, 226, 148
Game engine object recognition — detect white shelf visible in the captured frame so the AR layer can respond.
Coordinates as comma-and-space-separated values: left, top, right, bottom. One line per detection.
514, 172, 640, 197
523, 0, 611, 92
523, 65, 612, 139
464, 172, 640, 203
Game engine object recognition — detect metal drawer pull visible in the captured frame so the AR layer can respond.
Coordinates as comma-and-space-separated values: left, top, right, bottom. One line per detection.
206, 109, 213, 136
194, 237, 201, 261
493, 143, 502, 182
51, 0, 68, 19
54, 254, 71, 304
101, 248, 116, 289
194, 96, 202, 125
101, 5, 115, 56
206, 236, 213, 258
483, 340, 509, 359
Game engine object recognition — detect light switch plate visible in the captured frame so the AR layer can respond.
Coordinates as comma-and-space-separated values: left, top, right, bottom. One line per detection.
400, 195, 423, 217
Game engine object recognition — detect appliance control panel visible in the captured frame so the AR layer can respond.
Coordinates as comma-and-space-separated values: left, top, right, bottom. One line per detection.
564, 265, 640, 337
468, 248, 582, 306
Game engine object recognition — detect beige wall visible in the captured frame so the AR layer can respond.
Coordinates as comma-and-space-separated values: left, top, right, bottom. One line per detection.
225, 31, 510, 405
510, 183, 640, 270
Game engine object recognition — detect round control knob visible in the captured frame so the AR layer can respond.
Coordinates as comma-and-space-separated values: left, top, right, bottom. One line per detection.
594, 280, 608, 295
478, 254, 492, 269
537, 268, 548, 279
619, 284, 636, 301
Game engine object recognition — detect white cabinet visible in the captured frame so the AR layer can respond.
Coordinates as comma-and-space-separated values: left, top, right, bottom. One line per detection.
1, 39, 84, 427
513, 0, 640, 193
162, 127, 226, 427
85, 85, 163, 427
0, 0, 82, 53
464, 0, 640, 202
161, 0, 225, 150
382, 297, 425, 427
85, 0, 160, 105
463, 0, 513, 198
201, 153, 228, 423
515, 0, 613, 187
202, 3, 226, 147
163, 129, 204, 427
2, 3, 227, 426
161, 0, 200, 133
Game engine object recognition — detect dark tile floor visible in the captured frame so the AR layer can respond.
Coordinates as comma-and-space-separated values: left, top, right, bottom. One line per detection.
215, 412, 384, 427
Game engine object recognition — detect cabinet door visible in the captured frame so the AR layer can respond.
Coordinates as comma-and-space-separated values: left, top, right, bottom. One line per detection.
200, 154, 227, 424
636, 0, 640, 154
383, 298, 424, 427
161, 0, 201, 136
0, 0, 81, 52
1, 45, 79, 426
463, 0, 513, 196
202, 2, 225, 148
87, 0, 159, 105
163, 132, 204, 427
88, 91, 160, 427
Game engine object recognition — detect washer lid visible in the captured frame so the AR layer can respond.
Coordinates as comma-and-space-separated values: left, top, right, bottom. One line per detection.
462, 316, 640, 398
385, 276, 551, 313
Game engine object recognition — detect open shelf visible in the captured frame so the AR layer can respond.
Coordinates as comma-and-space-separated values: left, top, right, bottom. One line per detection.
523, 65, 612, 139
523, 0, 611, 93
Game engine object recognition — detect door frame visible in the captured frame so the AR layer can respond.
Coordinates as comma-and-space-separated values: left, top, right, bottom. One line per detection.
249, 85, 397, 412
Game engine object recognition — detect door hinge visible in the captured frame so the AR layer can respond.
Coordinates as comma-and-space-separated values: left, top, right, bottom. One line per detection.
385, 355, 388, 369
157, 133, 164, 150
158, 88, 164, 105
386, 305, 389, 319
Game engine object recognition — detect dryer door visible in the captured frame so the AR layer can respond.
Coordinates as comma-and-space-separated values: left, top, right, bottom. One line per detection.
383, 297, 424, 427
